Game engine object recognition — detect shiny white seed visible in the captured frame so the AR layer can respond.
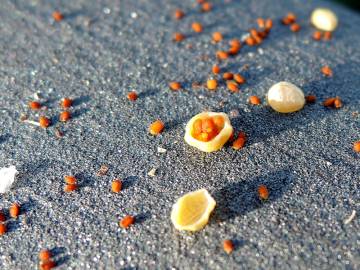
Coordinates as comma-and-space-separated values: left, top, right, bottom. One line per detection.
267, 81, 305, 113
311, 8, 338, 32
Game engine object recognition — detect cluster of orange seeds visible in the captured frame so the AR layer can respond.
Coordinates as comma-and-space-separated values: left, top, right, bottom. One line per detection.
232, 132, 246, 150
39, 249, 56, 270
64, 175, 78, 192
191, 115, 225, 142
119, 215, 135, 229
245, 18, 272, 47
27, 97, 74, 129
312, 31, 332, 41
323, 97, 342, 109
281, 12, 301, 32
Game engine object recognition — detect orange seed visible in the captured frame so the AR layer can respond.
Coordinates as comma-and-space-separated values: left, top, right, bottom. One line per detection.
52, 11, 64, 22
212, 65, 220, 74
0, 223, 6, 235
249, 96, 261, 105
323, 31, 332, 41
29, 101, 41, 110
227, 81, 239, 93
39, 116, 51, 128
127, 91, 138, 101
169, 81, 182, 91
353, 141, 360, 153
312, 31, 322, 41
216, 51, 229, 60
9, 203, 20, 218
290, 23, 301, 32
64, 184, 77, 192
212, 32, 223, 43
257, 18, 265, 28
149, 120, 165, 135
305, 95, 316, 103
232, 132, 246, 150
323, 97, 336, 107
119, 215, 135, 228
173, 32, 185, 42
233, 74, 246, 84
40, 260, 56, 270
207, 79, 218, 91
59, 111, 71, 122
201, 2, 212, 12
111, 179, 123, 193
61, 97, 73, 108
39, 249, 52, 262
265, 18, 273, 30
334, 97, 342, 108
223, 72, 233, 80
258, 185, 269, 200
192, 22, 203, 33
321, 66, 333, 77
64, 175, 77, 185
174, 9, 185, 20
223, 239, 234, 254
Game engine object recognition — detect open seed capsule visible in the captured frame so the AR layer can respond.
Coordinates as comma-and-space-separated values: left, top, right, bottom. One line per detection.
267, 81, 305, 113
184, 112, 233, 152
171, 189, 216, 231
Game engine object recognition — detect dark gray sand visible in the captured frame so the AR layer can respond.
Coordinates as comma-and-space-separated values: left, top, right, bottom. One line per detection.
0, 0, 359, 269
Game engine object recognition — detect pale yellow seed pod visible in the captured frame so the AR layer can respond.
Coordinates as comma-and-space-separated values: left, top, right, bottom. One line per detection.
171, 189, 216, 231
311, 8, 338, 32
184, 112, 233, 152
267, 81, 305, 113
